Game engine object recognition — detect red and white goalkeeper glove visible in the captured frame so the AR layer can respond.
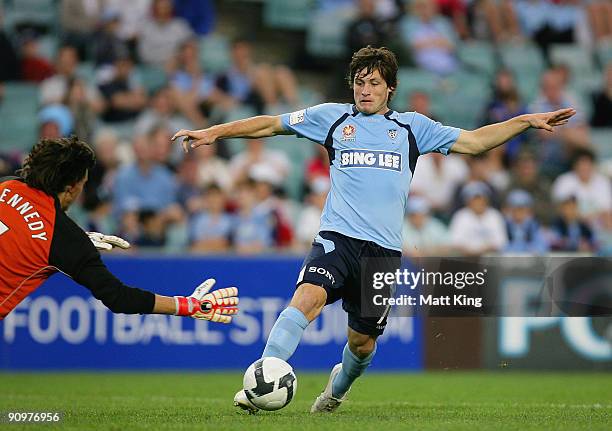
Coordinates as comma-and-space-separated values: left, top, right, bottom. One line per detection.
174, 279, 238, 323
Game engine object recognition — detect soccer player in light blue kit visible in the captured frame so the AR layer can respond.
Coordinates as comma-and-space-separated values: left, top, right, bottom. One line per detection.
173, 46, 575, 413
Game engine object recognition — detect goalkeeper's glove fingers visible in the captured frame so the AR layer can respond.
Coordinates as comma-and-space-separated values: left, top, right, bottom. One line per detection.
173, 278, 239, 324
87, 232, 131, 251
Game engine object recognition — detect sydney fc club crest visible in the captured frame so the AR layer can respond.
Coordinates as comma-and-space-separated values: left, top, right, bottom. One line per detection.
342, 124, 356, 141
387, 129, 398, 140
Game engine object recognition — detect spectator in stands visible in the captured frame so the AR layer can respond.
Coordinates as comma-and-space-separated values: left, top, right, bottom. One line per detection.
586, 1, 612, 43
402, 196, 450, 257
216, 38, 300, 113
93, 9, 129, 67
134, 86, 193, 136
175, 154, 202, 213
550, 193, 598, 252
466, 0, 521, 42
112, 134, 178, 216
40, 45, 105, 112
411, 152, 468, 217
304, 145, 331, 194
138, 0, 193, 67
408, 90, 439, 121
38, 104, 74, 138
399, 0, 459, 76
0, 11, 19, 82
449, 154, 500, 214
229, 138, 290, 189
435, 0, 470, 40
529, 68, 590, 178
148, 123, 182, 170
193, 143, 232, 192
168, 38, 231, 125
449, 181, 507, 256
505, 150, 554, 225
190, 183, 232, 253
482, 69, 529, 163
83, 129, 120, 213
174, 0, 216, 36
346, 0, 390, 56
60, 0, 105, 60
514, 0, 591, 59
19, 32, 55, 82
105, 0, 151, 58
295, 177, 329, 251
502, 189, 549, 254
134, 209, 167, 248
64, 78, 98, 141
551, 148, 612, 228
232, 179, 273, 254
590, 62, 612, 128
98, 53, 148, 123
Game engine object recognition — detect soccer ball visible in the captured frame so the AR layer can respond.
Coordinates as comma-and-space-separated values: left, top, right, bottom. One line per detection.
243, 357, 297, 411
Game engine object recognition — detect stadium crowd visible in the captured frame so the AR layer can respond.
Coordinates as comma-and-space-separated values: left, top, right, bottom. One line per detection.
0, 0, 611, 256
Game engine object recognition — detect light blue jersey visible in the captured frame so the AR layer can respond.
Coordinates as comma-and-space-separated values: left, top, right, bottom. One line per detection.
281, 103, 459, 251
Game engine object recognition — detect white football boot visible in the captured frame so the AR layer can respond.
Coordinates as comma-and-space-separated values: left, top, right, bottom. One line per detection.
234, 390, 259, 414
310, 363, 349, 413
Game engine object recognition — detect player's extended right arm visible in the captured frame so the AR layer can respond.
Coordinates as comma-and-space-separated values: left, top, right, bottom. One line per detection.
172, 115, 287, 152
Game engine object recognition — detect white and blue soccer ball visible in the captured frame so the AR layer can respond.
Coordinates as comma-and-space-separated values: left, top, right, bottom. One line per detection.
243, 357, 297, 411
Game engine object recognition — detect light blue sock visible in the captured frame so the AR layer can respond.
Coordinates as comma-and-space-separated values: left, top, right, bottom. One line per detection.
331, 343, 376, 398
261, 306, 310, 361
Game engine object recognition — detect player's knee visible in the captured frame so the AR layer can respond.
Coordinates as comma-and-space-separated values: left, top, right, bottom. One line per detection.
348, 332, 376, 358
289, 283, 327, 322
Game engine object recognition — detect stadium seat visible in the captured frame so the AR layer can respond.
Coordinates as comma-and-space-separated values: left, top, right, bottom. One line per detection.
223, 106, 258, 155
199, 33, 231, 74
499, 42, 545, 103
0, 83, 39, 151
136, 66, 167, 93
392, 68, 440, 112
596, 40, 612, 68
306, 7, 355, 59
550, 44, 595, 76
2, 0, 58, 33
591, 128, 612, 160
264, 0, 313, 30
37, 35, 58, 61
456, 41, 497, 78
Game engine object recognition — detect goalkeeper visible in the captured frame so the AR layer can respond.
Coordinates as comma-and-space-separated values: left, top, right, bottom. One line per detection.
0, 137, 238, 322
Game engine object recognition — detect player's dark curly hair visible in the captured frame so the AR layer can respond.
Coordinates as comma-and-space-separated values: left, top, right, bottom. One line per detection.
17, 136, 96, 196
347, 46, 399, 101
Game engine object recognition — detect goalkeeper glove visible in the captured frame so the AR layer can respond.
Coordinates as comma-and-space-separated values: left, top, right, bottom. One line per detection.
174, 279, 238, 323
87, 232, 131, 251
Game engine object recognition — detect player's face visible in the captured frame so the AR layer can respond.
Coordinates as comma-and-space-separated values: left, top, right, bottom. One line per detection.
353, 68, 393, 115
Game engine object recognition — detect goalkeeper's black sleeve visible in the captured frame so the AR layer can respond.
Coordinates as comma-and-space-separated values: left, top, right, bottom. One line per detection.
48, 200, 155, 314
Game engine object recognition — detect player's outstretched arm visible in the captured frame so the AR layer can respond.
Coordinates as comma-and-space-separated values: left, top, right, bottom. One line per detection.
172, 115, 288, 152
153, 279, 239, 324
451, 108, 576, 155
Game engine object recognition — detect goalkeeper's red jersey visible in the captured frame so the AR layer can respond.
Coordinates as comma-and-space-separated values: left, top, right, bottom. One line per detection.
0, 176, 154, 319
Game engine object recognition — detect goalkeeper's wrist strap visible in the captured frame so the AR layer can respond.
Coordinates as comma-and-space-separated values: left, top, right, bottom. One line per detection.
174, 296, 200, 316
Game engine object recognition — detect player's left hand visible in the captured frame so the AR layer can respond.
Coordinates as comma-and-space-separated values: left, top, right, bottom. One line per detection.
527, 108, 576, 132
174, 279, 239, 323
87, 232, 131, 251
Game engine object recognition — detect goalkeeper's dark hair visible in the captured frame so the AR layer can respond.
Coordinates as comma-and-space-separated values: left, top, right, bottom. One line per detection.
18, 136, 96, 196
347, 46, 399, 101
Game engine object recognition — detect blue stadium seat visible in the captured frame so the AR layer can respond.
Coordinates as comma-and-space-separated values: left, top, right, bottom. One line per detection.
456, 41, 497, 78
0, 83, 40, 151
2, 0, 58, 33
596, 40, 612, 68
591, 128, 612, 160
136, 66, 167, 93
199, 34, 231, 74
306, 8, 354, 58
550, 44, 595, 76
264, 0, 313, 30
391, 68, 440, 112
499, 42, 544, 103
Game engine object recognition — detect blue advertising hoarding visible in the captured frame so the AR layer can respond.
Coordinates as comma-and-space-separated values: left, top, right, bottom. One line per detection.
0, 256, 423, 371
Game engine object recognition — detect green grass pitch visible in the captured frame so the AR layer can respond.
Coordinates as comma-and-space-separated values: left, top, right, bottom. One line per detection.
1, 372, 610, 430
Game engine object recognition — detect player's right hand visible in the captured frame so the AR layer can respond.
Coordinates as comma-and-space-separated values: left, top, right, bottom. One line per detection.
172, 128, 217, 152
174, 279, 239, 323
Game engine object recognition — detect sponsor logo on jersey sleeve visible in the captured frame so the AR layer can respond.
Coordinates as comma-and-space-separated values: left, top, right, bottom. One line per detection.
289, 109, 305, 125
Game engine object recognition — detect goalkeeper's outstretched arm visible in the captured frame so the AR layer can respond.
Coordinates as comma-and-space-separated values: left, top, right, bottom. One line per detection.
171, 115, 288, 152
